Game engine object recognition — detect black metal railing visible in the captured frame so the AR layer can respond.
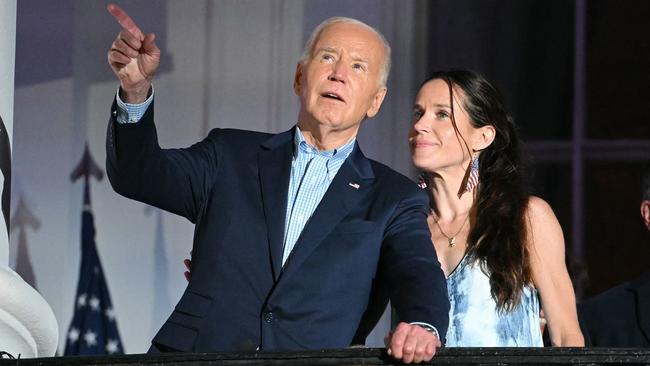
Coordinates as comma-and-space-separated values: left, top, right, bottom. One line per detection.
1, 348, 649, 365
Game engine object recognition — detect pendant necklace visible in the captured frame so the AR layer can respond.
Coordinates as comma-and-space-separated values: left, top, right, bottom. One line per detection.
432, 210, 470, 248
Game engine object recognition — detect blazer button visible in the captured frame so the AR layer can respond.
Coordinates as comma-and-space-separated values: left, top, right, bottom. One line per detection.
263, 311, 274, 323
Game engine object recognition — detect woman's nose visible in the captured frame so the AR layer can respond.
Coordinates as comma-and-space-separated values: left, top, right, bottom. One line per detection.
413, 114, 430, 133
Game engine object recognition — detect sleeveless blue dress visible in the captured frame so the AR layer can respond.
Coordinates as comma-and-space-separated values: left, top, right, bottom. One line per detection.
445, 254, 544, 347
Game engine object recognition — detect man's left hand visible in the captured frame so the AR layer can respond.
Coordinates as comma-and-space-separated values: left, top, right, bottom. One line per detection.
384, 322, 441, 364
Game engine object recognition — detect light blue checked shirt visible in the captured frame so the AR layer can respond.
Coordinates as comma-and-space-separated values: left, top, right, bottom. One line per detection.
114, 87, 154, 124
283, 127, 355, 265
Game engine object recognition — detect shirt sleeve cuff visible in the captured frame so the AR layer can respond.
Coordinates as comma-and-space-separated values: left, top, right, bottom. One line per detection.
115, 86, 154, 124
409, 322, 440, 340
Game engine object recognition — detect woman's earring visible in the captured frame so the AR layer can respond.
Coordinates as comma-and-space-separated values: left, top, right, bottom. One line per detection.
417, 173, 428, 189
463, 156, 480, 193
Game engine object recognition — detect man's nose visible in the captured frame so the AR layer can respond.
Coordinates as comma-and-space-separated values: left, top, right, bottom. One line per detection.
328, 61, 347, 83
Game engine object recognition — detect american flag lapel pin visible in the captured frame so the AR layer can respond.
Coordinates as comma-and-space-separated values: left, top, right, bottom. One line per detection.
348, 182, 360, 189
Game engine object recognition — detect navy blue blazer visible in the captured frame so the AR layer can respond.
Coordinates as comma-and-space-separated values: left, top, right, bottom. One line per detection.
106, 100, 449, 352
578, 272, 650, 347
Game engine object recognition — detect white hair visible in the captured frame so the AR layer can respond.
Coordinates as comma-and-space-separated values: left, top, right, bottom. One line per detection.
299, 17, 391, 87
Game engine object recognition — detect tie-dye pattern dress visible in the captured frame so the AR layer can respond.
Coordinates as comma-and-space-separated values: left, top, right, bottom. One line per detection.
445, 254, 544, 347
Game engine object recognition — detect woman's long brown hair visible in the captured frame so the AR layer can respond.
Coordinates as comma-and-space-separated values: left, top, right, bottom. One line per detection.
424, 70, 531, 312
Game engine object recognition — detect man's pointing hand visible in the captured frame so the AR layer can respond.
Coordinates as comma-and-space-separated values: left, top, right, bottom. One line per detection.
106, 3, 160, 103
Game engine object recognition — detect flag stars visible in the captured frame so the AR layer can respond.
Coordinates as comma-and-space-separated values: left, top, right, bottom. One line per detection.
105, 307, 116, 321
106, 339, 120, 354
77, 293, 87, 308
89, 296, 101, 311
68, 327, 80, 343
84, 330, 97, 347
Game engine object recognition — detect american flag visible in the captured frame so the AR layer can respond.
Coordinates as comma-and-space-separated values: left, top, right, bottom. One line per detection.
64, 180, 123, 355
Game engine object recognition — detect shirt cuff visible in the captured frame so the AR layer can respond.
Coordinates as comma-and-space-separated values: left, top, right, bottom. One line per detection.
115, 86, 154, 124
409, 322, 440, 341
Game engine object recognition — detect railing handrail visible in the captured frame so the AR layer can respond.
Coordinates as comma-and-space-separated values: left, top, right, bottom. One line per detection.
1, 347, 650, 365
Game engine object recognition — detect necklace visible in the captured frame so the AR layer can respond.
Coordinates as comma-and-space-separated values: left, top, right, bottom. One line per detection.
432, 210, 470, 247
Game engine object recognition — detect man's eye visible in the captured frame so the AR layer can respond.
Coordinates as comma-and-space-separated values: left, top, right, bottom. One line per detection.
321, 54, 334, 61
352, 63, 365, 71
413, 110, 423, 119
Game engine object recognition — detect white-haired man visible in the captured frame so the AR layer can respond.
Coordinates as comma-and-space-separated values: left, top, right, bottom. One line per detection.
106, 4, 449, 363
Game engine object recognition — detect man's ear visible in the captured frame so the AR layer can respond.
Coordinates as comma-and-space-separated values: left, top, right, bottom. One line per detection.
472, 125, 496, 151
293, 63, 303, 96
366, 87, 387, 118
641, 200, 650, 231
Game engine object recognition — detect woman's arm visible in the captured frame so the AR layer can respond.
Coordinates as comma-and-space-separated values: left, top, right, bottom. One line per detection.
526, 196, 584, 346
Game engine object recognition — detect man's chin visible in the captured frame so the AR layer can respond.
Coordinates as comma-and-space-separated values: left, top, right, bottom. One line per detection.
313, 115, 345, 128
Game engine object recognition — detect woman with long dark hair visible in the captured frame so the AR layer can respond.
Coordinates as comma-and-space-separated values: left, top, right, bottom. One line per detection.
410, 70, 583, 346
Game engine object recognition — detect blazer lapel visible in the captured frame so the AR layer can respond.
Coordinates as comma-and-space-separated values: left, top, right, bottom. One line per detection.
258, 129, 294, 280
279, 144, 375, 282
633, 272, 650, 343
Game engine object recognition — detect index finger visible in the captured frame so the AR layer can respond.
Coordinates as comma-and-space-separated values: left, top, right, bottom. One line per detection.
107, 3, 144, 40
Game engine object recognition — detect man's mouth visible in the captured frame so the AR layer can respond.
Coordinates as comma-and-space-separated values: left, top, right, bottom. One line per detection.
321, 92, 345, 102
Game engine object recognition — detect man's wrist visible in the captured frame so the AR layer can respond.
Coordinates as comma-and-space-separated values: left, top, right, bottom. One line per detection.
119, 84, 152, 104
410, 322, 440, 340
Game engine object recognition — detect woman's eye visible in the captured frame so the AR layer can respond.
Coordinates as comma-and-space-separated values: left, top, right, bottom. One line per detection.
436, 111, 449, 119
413, 110, 423, 119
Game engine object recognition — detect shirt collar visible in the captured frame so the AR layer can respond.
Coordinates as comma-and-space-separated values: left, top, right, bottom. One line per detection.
293, 126, 356, 161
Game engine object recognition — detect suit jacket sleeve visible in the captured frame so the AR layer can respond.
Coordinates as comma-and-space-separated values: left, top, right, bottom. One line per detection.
380, 187, 450, 341
106, 98, 220, 223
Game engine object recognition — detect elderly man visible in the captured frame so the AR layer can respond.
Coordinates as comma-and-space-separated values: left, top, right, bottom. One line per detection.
105, 4, 449, 363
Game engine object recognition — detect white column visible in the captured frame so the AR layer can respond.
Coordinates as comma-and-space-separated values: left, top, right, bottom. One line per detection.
0, 0, 16, 262
0, 1, 59, 357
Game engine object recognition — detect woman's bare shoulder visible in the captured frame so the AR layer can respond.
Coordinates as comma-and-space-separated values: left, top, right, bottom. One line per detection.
526, 196, 555, 220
